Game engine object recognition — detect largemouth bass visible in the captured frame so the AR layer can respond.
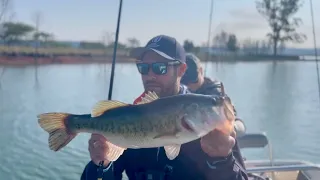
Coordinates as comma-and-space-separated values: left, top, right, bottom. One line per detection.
38, 91, 235, 161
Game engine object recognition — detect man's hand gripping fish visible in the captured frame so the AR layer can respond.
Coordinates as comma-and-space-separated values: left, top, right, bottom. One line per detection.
37, 91, 235, 161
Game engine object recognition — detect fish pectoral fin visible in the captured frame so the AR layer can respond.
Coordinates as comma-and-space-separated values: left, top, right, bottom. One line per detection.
135, 91, 159, 105
164, 145, 181, 160
181, 115, 196, 133
105, 142, 126, 162
91, 100, 128, 117
223, 101, 235, 121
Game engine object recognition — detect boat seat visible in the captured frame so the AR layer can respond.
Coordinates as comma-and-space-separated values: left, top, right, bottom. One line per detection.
237, 132, 269, 149
297, 169, 320, 180
237, 133, 274, 179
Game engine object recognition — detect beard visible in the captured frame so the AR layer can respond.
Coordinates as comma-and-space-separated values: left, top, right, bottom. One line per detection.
143, 80, 179, 97
144, 82, 162, 96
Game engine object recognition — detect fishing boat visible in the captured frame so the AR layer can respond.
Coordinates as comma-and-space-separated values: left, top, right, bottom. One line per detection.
238, 132, 320, 180
102, 0, 320, 179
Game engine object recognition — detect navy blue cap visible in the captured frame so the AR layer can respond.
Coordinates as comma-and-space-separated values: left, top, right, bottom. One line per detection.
130, 35, 186, 63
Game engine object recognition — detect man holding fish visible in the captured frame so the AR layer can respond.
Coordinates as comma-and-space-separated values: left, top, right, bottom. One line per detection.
38, 35, 249, 180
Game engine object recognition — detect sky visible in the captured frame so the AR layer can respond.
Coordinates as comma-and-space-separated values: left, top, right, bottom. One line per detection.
8, 0, 320, 48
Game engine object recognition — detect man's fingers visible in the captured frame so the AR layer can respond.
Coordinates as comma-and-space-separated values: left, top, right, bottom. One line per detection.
91, 133, 107, 141
230, 130, 236, 138
228, 136, 236, 148
200, 129, 236, 157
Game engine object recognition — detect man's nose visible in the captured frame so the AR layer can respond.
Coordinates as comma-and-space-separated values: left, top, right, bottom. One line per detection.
143, 69, 157, 79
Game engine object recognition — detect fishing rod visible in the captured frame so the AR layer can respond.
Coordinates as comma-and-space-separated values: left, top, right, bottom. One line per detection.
205, 0, 214, 76
98, 0, 123, 179
309, 0, 320, 105
107, 0, 123, 101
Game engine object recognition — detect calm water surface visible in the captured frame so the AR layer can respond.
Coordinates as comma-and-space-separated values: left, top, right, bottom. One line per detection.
0, 61, 320, 180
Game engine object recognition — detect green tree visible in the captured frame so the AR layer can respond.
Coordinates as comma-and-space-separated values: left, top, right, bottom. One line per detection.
127, 37, 140, 48
183, 40, 195, 52
256, 0, 306, 55
33, 31, 53, 41
106, 41, 126, 49
0, 22, 34, 45
226, 34, 238, 52
33, 31, 54, 47
212, 30, 228, 48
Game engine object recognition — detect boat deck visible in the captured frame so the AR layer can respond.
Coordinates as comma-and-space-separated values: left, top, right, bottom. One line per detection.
238, 133, 320, 180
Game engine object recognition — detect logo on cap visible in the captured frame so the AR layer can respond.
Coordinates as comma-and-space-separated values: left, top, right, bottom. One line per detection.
146, 35, 163, 48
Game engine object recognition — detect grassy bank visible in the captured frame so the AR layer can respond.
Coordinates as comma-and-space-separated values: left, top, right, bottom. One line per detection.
196, 52, 301, 62
0, 45, 136, 65
0, 45, 128, 56
0, 45, 307, 66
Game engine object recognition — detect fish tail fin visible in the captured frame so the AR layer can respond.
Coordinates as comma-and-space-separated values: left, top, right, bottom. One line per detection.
37, 113, 77, 151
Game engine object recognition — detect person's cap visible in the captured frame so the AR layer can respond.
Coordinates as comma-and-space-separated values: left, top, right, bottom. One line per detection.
186, 53, 201, 70
130, 35, 186, 63
181, 53, 201, 84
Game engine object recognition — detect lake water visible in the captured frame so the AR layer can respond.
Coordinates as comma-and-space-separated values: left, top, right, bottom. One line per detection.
0, 61, 320, 180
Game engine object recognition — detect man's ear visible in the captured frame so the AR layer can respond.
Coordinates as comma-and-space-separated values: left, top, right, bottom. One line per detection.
178, 63, 187, 77
199, 66, 203, 76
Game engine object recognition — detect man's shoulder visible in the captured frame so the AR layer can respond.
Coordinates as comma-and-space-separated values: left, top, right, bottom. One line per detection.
204, 77, 223, 88
197, 77, 225, 96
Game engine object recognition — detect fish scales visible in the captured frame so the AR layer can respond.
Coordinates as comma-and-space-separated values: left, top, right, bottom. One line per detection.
95, 101, 182, 137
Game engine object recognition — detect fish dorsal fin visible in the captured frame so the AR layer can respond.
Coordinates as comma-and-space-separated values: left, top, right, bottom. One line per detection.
136, 91, 159, 105
91, 100, 128, 117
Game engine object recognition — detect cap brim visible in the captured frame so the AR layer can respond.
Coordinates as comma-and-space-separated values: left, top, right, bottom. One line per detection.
129, 47, 175, 61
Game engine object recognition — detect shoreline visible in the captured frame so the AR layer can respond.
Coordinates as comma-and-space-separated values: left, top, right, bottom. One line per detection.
0, 55, 136, 66
0, 54, 315, 66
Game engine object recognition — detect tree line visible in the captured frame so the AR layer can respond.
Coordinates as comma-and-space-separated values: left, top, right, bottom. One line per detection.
0, 0, 307, 57
184, 0, 307, 56
0, 21, 144, 50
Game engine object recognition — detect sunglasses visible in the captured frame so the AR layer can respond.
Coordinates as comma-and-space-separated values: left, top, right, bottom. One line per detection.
136, 61, 181, 75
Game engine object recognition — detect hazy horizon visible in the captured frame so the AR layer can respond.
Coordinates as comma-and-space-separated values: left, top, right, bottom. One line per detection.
7, 0, 320, 49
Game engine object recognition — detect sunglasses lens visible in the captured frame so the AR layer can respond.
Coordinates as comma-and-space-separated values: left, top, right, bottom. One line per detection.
137, 63, 149, 75
152, 63, 168, 75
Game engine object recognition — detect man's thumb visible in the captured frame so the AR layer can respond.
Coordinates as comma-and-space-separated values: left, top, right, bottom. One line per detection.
230, 130, 236, 138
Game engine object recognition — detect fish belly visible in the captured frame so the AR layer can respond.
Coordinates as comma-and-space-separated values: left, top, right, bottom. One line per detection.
103, 131, 199, 149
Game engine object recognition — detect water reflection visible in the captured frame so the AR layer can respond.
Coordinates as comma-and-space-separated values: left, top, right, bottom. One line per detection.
0, 66, 5, 89
258, 62, 296, 157
34, 64, 40, 89
0, 62, 320, 180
